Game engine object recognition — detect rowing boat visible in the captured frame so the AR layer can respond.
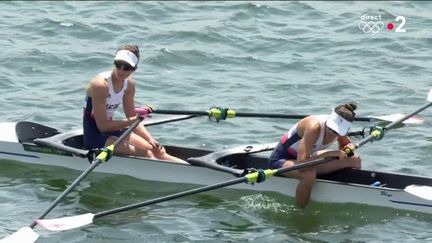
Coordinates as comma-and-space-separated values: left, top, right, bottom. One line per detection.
0, 116, 431, 215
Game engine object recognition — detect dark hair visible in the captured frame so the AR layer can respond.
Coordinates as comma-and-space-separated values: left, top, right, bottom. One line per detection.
334, 102, 357, 122
117, 44, 140, 60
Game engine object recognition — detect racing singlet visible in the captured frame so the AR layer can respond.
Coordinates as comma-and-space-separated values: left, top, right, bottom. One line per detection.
83, 71, 128, 149
268, 115, 336, 168
83, 71, 128, 120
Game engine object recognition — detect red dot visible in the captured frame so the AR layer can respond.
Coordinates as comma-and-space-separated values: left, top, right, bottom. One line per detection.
387, 22, 394, 30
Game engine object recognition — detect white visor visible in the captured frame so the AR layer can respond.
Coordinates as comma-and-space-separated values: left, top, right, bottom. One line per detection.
114, 50, 138, 67
326, 110, 352, 136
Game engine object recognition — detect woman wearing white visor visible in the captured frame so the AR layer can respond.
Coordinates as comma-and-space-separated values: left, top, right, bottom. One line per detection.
83, 44, 185, 163
269, 103, 361, 208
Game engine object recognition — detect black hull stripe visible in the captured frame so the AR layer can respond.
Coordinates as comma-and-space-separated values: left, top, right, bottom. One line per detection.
0, 151, 39, 158
390, 200, 432, 208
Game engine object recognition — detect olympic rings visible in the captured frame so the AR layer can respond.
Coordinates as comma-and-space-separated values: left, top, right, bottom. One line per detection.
358, 21, 384, 34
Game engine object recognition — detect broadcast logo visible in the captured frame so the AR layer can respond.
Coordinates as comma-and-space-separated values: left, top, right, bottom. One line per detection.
358, 14, 406, 34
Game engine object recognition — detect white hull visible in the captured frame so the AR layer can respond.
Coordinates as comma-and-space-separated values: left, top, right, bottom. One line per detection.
0, 121, 431, 214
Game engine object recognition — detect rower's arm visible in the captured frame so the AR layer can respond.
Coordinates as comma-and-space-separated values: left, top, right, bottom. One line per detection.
296, 119, 320, 163
91, 77, 136, 132
337, 136, 354, 150
122, 79, 154, 141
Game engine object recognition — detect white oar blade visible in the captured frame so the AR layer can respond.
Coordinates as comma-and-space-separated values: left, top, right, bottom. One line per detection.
405, 185, 432, 200
427, 89, 432, 102
0, 227, 39, 243
373, 113, 424, 124
36, 213, 95, 231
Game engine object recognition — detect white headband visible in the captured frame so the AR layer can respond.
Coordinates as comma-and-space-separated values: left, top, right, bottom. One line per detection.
326, 110, 352, 136
114, 50, 138, 67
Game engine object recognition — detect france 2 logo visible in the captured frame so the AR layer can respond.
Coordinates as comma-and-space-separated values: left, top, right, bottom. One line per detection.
358, 14, 406, 34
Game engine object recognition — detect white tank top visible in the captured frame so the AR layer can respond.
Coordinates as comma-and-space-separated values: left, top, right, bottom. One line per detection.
285, 115, 336, 155
104, 71, 128, 120
83, 71, 128, 120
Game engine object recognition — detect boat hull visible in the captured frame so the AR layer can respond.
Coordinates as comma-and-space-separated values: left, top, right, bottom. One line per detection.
0, 121, 431, 214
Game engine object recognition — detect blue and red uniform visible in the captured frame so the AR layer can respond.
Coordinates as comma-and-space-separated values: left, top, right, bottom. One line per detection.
268, 115, 336, 169
83, 71, 128, 149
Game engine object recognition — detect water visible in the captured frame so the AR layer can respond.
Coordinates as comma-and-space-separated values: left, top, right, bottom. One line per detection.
1, 1, 432, 242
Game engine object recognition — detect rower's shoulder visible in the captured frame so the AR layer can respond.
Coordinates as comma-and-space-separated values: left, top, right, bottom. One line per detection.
89, 72, 109, 87
296, 116, 319, 134
87, 72, 110, 97
126, 76, 136, 85
303, 116, 321, 126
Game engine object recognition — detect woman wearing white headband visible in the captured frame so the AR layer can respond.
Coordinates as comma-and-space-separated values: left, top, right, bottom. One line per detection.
83, 44, 185, 163
269, 103, 361, 208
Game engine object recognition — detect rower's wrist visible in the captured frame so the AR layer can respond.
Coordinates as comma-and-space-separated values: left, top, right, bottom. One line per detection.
126, 115, 139, 125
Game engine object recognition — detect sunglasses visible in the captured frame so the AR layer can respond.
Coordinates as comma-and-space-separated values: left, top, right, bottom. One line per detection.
114, 61, 136, 71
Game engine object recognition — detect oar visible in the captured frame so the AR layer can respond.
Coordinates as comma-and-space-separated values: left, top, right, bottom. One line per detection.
152, 107, 424, 124
404, 185, 432, 200
144, 114, 197, 127
0, 117, 143, 243
33, 88, 432, 234
33, 155, 339, 232
6, 89, 431, 241
355, 88, 432, 148
348, 89, 432, 200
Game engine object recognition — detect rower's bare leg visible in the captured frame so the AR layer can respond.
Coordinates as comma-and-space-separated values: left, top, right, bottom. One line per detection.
314, 155, 361, 175
151, 146, 189, 164
127, 133, 188, 164
159, 153, 188, 164
105, 135, 155, 158
281, 160, 316, 208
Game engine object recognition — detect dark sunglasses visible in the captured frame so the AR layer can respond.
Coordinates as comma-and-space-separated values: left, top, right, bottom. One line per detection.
114, 61, 136, 71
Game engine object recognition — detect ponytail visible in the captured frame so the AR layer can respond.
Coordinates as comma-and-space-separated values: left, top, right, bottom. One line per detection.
334, 102, 357, 122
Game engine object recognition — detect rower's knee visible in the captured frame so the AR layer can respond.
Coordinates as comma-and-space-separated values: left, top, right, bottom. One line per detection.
152, 148, 166, 159
139, 149, 155, 158
351, 155, 361, 169
300, 168, 316, 184
296, 169, 316, 208
283, 160, 295, 168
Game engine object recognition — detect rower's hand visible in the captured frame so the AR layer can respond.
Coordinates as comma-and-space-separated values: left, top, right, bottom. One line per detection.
342, 145, 355, 158
135, 105, 154, 118
336, 150, 348, 160
148, 138, 163, 150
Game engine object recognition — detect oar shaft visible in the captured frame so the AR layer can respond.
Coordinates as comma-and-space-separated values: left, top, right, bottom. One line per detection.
145, 115, 197, 126
275, 156, 338, 176
94, 176, 248, 219
111, 119, 143, 147
94, 155, 337, 219
29, 160, 102, 228
154, 109, 210, 116
356, 102, 432, 148
223, 112, 306, 119
153, 109, 375, 122
154, 109, 308, 119
29, 118, 143, 228
385, 102, 432, 131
